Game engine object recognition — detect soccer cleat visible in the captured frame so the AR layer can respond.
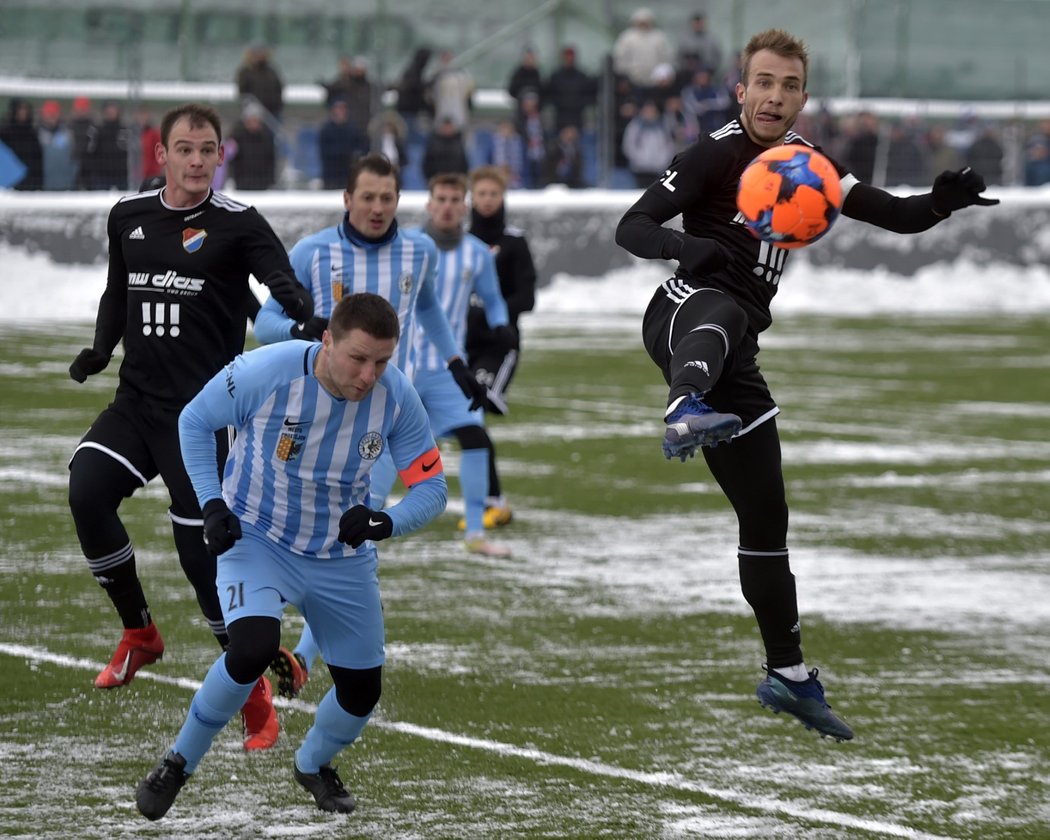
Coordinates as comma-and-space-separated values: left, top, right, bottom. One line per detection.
457, 504, 514, 531
241, 676, 279, 751
756, 666, 855, 741
94, 623, 165, 689
464, 535, 512, 557
136, 750, 189, 821
294, 761, 356, 813
662, 394, 742, 461
270, 646, 309, 699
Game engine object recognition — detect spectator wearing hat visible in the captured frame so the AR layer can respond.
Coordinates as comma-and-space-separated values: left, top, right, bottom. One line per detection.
543, 45, 599, 133
38, 99, 77, 190
322, 56, 376, 134
229, 102, 277, 190
612, 7, 675, 92
427, 50, 475, 132
236, 44, 284, 121
0, 98, 43, 190
69, 96, 98, 190
89, 100, 129, 190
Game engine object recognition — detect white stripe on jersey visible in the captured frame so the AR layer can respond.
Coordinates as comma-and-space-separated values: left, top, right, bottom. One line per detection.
210, 192, 249, 212
710, 120, 744, 140
415, 240, 479, 372
662, 276, 697, 303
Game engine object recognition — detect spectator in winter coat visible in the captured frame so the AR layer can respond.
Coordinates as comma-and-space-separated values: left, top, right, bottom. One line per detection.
622, 99, 676, 188
677, 12, 724, 75
543, 46, 599, 133
0, 98, 43, 190
229, 102, 277, 190
427, 51, 475, 131
322, 56, 375, 133
69, 96, 97, 190
422, 116, 469, 180
38, 99, 77, 190
507, 46, 543, 123
235, 45, 284, 121
396, 46, 433, 142
319, 99, 368, 189
543, 124, 584, 188
89, 100, 130, 190
612, 7, 675, 91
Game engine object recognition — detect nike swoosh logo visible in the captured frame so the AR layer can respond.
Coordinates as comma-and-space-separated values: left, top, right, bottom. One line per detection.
421, 458, 439, 472
368, 518, 385, 527
111, 651, 132, 683
283, 418, 309, 427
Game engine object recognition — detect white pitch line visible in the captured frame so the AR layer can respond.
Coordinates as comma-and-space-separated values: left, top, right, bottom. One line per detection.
1, 642, 953, 840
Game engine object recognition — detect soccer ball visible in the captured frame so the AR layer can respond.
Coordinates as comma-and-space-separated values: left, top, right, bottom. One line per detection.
736, 146, 843, 249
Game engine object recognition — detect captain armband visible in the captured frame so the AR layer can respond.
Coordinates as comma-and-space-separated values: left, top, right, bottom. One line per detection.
398, 446, 444, 487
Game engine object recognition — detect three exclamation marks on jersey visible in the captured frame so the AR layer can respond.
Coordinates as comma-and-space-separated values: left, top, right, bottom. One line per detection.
141, 302, 181, 337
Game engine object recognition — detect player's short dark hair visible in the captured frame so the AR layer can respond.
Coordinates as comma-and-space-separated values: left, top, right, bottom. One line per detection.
741, 28, 809, 89
160, 103, 223, 146
347, 153, 402, 194
468, 165, 507, 192
328, 293, 400, 343
427, 172, 468, 195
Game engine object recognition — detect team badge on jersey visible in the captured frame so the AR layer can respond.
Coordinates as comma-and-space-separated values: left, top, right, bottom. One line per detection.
182, 228, 207, 253
399, 270, 413, 295
276, 425, 307, 462
461, 268, 473, 284
358, 431, 383, 460
331, 274, 344, 302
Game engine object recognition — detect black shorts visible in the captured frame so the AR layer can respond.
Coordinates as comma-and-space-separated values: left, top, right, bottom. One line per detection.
71, 390, 228, 520
642, 282, 779, 434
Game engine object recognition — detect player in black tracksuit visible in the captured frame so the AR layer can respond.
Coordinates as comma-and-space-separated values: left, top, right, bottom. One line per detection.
465, 166, 537, 524
615, 29, 998, 740
67, 104, 312, 730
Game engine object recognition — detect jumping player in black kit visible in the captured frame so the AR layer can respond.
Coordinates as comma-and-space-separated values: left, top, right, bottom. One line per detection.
615, 29, 998, 741
67, 103, 313, 750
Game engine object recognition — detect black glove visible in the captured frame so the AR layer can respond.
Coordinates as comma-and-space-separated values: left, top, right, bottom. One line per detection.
673, 232, 731, 275
491, 324, 518, 353
291, 316, 329, 341
201, 498, 242, 555
338, 505, 393, 549
448, 357, 487, 411
69, 348, 111, 383
262, 270, 314, 321
931, 167, 999, 216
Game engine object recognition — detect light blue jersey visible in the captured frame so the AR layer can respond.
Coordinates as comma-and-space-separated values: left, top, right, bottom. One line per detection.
413, 231, 509, 373
253, 218, 460, 379
179, 340, 446, 559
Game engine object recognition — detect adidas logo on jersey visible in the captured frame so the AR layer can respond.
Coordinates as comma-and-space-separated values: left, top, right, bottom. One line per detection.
129, 226, 145, 240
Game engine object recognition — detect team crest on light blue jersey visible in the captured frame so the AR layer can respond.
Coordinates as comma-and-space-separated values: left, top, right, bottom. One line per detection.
399, 270, 413, 295
276, 426, 306, 462
182, 227, 207, 253
358, 431, 384, 460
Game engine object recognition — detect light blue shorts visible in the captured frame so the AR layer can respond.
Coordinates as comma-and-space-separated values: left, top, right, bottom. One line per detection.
216, 523, 384, 670
414, 367, 484, 438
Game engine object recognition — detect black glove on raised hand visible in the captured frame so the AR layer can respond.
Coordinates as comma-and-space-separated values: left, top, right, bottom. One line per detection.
201, 498, 242, 555
338, 505, 393, 549
69, 348, 111, 383
291, 316, 329, 342
931, 167, 999, 216
448, 357, 487, 411
671, 232, 732, 276
262, 270, 314, 322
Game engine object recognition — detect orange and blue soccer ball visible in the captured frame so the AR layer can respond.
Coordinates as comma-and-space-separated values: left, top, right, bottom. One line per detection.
736, 146, 843, 249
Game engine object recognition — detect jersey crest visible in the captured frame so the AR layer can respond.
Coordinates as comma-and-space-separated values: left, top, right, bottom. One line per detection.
358, 431, 384, 460
399, 270, 413, 295
182, 228, 207, 253
276, 425, 306, 462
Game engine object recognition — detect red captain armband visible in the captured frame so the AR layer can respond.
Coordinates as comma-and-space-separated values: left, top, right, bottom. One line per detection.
398, 446, 444, 487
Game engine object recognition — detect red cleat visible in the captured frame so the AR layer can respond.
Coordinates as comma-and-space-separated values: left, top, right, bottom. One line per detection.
269, 646, 309, 699
94, 624, 165, 689
241, 675, 279, 751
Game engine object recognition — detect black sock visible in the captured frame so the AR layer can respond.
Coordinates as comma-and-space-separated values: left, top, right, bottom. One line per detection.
738, 550, 802, 668
88, 546, 151, 629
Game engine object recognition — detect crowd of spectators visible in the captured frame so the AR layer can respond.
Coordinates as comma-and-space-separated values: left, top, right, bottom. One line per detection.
2, 8, 1049, 192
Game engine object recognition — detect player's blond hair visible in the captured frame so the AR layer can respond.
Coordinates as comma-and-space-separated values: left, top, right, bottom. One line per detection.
741, 29, 809, 89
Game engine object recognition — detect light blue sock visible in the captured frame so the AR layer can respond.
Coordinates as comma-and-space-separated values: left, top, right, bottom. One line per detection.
460, 447, 489, 535
295, 688, 372, 774
172, 653, 255, 773
294, 623, 321, 674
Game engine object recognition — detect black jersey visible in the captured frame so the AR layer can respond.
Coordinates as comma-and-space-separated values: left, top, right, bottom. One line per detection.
619, 120, 849, 334
91, 188, 294, 406
617, 119, 945, 335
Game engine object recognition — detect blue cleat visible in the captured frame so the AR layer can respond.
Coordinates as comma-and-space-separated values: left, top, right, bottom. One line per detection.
662, 394, 742, 460
756, 666, 855, 741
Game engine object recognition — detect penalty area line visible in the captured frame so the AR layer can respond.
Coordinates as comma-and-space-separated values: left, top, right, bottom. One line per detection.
2, 642, 949, 840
